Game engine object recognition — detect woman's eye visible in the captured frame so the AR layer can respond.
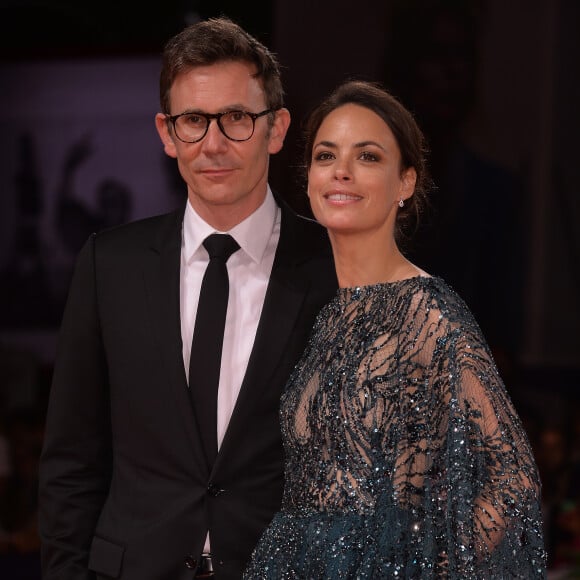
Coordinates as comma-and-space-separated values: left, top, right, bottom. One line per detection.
314, 151, 334, 161
360, 151, 379, 161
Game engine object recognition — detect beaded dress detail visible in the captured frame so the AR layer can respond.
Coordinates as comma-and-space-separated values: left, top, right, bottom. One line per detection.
244, 276, 546, 579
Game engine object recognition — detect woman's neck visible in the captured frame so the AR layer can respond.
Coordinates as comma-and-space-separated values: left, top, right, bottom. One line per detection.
328, 231, 424, 288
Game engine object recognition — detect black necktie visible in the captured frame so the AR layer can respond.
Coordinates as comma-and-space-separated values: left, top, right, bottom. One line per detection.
189, 233, 240, 464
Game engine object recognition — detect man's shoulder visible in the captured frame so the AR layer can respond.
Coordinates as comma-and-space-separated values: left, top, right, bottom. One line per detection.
277, 205, 334, 275
76, 208, 185, 267
279, 203, 328, 243
93, 208, 183, 246
282, 212, 331, 254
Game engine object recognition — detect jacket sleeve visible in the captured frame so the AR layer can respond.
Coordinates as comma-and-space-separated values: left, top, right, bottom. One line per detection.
38, 234, 111, 580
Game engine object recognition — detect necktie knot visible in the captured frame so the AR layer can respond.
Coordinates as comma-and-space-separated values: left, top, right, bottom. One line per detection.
203, 233, 240, 262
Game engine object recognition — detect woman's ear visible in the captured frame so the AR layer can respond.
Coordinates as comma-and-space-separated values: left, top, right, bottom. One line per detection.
155, 113, 178, 159
400, 167, 417, 201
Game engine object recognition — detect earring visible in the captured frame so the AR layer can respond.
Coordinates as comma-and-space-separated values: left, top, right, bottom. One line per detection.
398, 198, 404, 208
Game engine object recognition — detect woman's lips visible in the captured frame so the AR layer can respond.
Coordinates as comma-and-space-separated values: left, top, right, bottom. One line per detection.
324, 191, 361, 202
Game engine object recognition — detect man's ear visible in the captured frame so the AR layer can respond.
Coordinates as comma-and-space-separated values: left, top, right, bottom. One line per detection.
267, 108, 291, 155
155, 113, 178, 159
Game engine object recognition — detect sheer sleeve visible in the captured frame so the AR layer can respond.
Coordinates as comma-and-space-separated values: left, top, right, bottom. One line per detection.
369, 283, 546, 578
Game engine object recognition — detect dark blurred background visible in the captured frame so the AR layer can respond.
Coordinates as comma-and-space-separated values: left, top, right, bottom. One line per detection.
0, 0, 578, 578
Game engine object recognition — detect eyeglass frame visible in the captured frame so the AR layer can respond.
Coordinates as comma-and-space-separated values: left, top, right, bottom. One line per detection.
164, 108, 276, 143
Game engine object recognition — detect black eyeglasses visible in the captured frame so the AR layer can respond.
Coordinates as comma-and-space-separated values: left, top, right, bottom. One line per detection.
165, 109, 274, 143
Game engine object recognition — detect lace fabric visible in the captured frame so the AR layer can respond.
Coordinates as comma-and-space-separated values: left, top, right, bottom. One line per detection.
244, 276, 546, 579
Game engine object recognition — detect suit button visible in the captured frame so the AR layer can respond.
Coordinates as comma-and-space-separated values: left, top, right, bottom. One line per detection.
207, 483, 224, 497
184, 555, 197, 569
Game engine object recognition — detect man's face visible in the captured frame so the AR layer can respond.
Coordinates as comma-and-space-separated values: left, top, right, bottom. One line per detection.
155, 60, 290, 230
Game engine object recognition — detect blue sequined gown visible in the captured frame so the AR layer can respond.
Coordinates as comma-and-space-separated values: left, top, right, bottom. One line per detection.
244, 277, 546, 579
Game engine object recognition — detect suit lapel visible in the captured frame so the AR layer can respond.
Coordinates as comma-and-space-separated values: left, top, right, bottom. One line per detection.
143, 208, 210, 472
214, 204, 317, 470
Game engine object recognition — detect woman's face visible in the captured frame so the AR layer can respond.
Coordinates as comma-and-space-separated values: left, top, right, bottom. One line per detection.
307, 103, 415, 238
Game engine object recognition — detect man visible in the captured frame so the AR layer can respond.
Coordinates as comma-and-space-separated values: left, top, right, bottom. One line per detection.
38, 17, 337, 580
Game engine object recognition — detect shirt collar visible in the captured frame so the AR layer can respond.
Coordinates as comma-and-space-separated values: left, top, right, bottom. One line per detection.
183, 186, 279, 264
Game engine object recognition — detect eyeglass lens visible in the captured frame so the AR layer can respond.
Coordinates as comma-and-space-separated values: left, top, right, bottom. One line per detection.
175, 111, 256, 142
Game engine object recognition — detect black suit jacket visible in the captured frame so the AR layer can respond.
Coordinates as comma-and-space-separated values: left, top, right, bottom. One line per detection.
38, 200, 337, 580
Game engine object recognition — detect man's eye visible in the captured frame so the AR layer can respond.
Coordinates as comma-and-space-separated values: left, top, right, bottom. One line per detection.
184, 114, 205, 126
227, 111, 247, 123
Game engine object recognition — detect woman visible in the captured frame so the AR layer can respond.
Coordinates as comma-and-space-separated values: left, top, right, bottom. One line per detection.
244, 81, 546, 578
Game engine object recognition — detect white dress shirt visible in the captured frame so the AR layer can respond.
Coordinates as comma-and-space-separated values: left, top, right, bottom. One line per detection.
180, 187, 280, 451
